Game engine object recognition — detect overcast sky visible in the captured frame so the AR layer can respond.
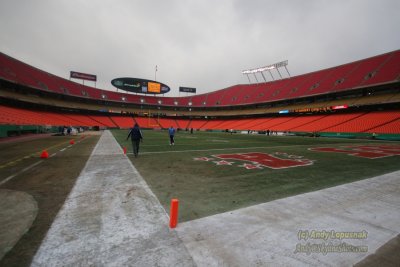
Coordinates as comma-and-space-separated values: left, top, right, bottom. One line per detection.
1, 0, 399, 96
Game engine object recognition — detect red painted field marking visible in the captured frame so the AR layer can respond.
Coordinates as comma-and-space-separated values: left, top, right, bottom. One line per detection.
310, 145, 400, 159
214, 152, 313, 169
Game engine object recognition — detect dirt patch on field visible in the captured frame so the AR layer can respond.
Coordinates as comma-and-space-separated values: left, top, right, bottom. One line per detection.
355, 234, 400, 267
0, 190, 38, 260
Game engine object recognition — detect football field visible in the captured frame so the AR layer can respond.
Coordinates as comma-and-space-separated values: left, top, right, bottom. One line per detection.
1, 129, 400, 266
112, 129, 400, 222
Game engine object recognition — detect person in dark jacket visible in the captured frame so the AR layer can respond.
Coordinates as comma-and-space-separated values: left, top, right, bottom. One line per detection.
126, 123, 143, 157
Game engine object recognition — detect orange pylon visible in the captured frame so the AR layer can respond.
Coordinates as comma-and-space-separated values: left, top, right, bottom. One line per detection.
123, 147, 127, 154
69, 139, 75, 145
169, 199, 179, 228
40, 150, 49, 159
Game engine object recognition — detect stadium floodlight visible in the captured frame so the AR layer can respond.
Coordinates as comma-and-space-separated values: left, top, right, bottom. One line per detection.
242, 60, 291, 84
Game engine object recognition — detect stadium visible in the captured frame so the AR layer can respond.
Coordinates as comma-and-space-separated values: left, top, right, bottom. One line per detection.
1, 45, 400, 266
1, 49, 400, 137
2, 2, 400, 266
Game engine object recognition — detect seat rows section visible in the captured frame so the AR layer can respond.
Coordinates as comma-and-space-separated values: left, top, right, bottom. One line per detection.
156, 118, 179, 129
1, 105, 399, 134
110, 116, 135, 128
182, 50, 399, 107
88, 115, 118, 127
167, 112, 400, 134
364, 52, 400, 85
175, 119, 191, 129
187, 120, 208, 129
158, 118, 191, 130
333, 54, 387, 92
323, 111, 400, 133
290, 113, 365, 132
369, 118, 400, 134
218, 85, 247, 106
0, 106, 93, 126
1, 50, 399, 108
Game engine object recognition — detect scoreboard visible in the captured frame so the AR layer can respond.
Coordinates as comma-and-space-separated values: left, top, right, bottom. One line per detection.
148, 82, 161, 93
111, 78, 170, 94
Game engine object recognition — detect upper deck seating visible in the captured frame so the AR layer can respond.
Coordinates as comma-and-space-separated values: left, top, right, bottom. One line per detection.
1, 50, 399, 108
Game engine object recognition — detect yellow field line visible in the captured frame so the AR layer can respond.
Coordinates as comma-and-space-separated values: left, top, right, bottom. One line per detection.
0, 138, 85, 169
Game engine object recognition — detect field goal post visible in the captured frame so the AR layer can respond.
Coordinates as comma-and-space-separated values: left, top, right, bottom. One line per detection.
147, 109, 161, 128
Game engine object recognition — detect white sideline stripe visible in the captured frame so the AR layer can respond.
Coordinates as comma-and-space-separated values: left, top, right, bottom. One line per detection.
0, 174, 17, 186
0, 161, 43, 186
124, 147, 170, 218
31, 130, 195, 266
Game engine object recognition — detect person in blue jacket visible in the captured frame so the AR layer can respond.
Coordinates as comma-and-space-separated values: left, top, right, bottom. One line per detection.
168, 126, 176, 145
126, 123, 143, 157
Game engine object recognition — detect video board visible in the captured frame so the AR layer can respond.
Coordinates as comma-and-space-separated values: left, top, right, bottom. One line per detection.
111, 78, 170, 94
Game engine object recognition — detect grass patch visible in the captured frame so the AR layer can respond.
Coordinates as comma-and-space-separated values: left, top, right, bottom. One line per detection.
112, 129, 400, 222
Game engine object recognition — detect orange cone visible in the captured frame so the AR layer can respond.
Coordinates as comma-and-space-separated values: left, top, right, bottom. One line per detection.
69, 139, 75, 145
123, 147, 127, 154
40, 150, 49, 159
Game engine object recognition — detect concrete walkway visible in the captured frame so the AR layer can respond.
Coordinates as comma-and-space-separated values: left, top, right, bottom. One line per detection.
31, 130, 195, 266
176, 170, 400, 266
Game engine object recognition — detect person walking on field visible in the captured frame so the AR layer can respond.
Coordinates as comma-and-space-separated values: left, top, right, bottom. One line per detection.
126, 123, 143, 157
168, 126, 176, 145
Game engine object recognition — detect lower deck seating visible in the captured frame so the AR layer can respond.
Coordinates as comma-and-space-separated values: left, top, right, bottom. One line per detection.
323, 111, 400, 133
1, 105, 399, 134
156, 118, 179, 129
175, 119, 191, 129
110, 116, 135, 128
369, 118, 400, 134
188, 120, 208, 129
88, 115, 118, 127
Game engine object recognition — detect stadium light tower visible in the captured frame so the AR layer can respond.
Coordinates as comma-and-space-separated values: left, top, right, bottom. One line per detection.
242, 60, 291, 84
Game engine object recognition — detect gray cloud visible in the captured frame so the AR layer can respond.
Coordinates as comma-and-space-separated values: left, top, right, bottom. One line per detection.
1, 0, 399, 96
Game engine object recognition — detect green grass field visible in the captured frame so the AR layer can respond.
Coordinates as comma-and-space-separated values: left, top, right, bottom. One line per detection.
0, 130, 399, 266
112, 129, 400, 222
